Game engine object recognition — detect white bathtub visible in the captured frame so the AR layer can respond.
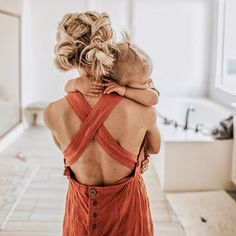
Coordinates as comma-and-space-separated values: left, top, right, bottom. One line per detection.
152, 96, 236, 192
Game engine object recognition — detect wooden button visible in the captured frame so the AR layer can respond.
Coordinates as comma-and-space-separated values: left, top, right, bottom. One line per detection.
90, 189, 97, 196
93, 212, 97, 218
93, 200, 97, 206
92, 224, 96, 230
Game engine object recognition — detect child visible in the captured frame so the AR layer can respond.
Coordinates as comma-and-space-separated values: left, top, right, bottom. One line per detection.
64, 41, 160, 106
64, 40, 160, 173
64, 76, 159, 106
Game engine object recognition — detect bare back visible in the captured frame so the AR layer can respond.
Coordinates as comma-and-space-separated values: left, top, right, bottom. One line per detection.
49, 92, 153, 186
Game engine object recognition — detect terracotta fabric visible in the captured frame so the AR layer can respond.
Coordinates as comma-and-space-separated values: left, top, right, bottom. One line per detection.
62, 91, 154, 236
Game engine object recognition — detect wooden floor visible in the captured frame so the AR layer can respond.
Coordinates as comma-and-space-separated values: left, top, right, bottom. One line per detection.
0, 126, 186, 236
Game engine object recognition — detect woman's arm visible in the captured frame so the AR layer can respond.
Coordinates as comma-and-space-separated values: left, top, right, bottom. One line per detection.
145, 107, 161, 154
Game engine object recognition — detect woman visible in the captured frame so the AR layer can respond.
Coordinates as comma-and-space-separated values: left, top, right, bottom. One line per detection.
44, 11, 161, 236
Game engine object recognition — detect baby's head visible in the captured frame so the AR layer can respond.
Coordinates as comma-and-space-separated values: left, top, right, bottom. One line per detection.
110, 39, 153, 88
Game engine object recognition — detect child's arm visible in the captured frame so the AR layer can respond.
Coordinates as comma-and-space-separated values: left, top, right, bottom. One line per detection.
149, 80, 160, 97
102, 78, 159, 106
124, 86, 158, 106
64, 76, 159, 106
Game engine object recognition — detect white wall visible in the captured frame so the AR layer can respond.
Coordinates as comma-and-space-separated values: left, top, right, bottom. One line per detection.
22, 0, 236, 109
22, 0, 87, 106
22, 0, 215, 105
0, 1, 22, 103
0, 0, 22, 14
21, 0, 32, 108
133, 0, 213, 97
23, 0, 132, 105
96, 0, 131, 40
208, 0, 236, 108
0, 12, 20, 101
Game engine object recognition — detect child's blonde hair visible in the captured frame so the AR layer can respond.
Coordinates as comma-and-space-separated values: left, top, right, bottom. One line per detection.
110, 37, 153, 85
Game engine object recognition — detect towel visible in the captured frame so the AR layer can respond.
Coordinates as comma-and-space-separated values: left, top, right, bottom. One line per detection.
211, 115, 234, 139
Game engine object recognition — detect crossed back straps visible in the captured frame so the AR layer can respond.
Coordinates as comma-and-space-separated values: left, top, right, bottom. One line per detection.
63, 91, 140, 169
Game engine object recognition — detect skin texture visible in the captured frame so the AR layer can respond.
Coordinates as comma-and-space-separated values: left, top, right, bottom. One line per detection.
63, 75, 159, 175
44, 70, 161, 186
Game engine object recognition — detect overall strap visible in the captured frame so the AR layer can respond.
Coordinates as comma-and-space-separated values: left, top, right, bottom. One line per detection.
64, 92, 137, 169
64, 91, 123, 166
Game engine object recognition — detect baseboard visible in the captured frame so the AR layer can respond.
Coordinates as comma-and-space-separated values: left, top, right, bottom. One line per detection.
0, 123, 25, 153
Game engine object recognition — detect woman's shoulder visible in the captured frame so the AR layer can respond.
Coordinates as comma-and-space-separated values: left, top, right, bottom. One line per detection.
44, 97, 66, 115
43, 97, 68, 130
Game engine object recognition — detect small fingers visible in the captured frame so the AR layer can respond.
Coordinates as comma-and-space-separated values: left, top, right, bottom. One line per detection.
141, 158, 149, 171
142, 159, 149, 164
88, 88, 104, 94
103, 85, 117, 94
142, 164, 149, 169
141, 166, 148, 174
141, 158, 149, 165
141, 162, 149, 168
103, 82, 116, 87
84, 92, 99, 97
92, 81, 106, 87
103, 85, 116, 94
91, 84, 105, 90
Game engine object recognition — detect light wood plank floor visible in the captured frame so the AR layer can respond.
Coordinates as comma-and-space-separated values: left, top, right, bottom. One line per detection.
0, 126, 186, 236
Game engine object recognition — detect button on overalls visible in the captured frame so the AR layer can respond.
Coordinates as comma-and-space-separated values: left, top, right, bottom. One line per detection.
62, 91, 154, 236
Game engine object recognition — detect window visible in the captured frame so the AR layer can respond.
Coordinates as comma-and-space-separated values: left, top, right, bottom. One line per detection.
215, 0, 236, 95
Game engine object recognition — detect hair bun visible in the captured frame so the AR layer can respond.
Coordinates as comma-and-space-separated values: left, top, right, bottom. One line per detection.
54, 39, 78, 70
54, 11, 118, 76
81, 41, 116, 77
87, 42, 114, 66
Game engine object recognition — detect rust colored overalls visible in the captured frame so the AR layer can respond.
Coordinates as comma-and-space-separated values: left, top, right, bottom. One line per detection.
62, 91, 154, 236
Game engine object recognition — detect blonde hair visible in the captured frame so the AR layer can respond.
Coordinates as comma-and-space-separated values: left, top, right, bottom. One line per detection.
54, 11, 119, 79
110, 32, 153, 85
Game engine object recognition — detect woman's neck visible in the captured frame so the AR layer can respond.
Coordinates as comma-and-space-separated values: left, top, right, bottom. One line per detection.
78, 67, 103, 83
77, 68, 104, 101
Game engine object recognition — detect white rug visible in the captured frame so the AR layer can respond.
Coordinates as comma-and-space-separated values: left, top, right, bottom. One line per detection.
166, 190, 236, 236
0, 156, 39, 230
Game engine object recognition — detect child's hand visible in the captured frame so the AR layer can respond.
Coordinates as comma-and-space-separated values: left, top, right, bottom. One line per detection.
144, 146, 150, 158
140, 157, 149, 174
140, 145, 150, 174
65, 76, 105, 97
85, 77, 106, 97
101, 78, 126, 96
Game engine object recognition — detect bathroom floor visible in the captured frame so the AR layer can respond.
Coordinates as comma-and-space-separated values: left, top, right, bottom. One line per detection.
0, 126, 187, 236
